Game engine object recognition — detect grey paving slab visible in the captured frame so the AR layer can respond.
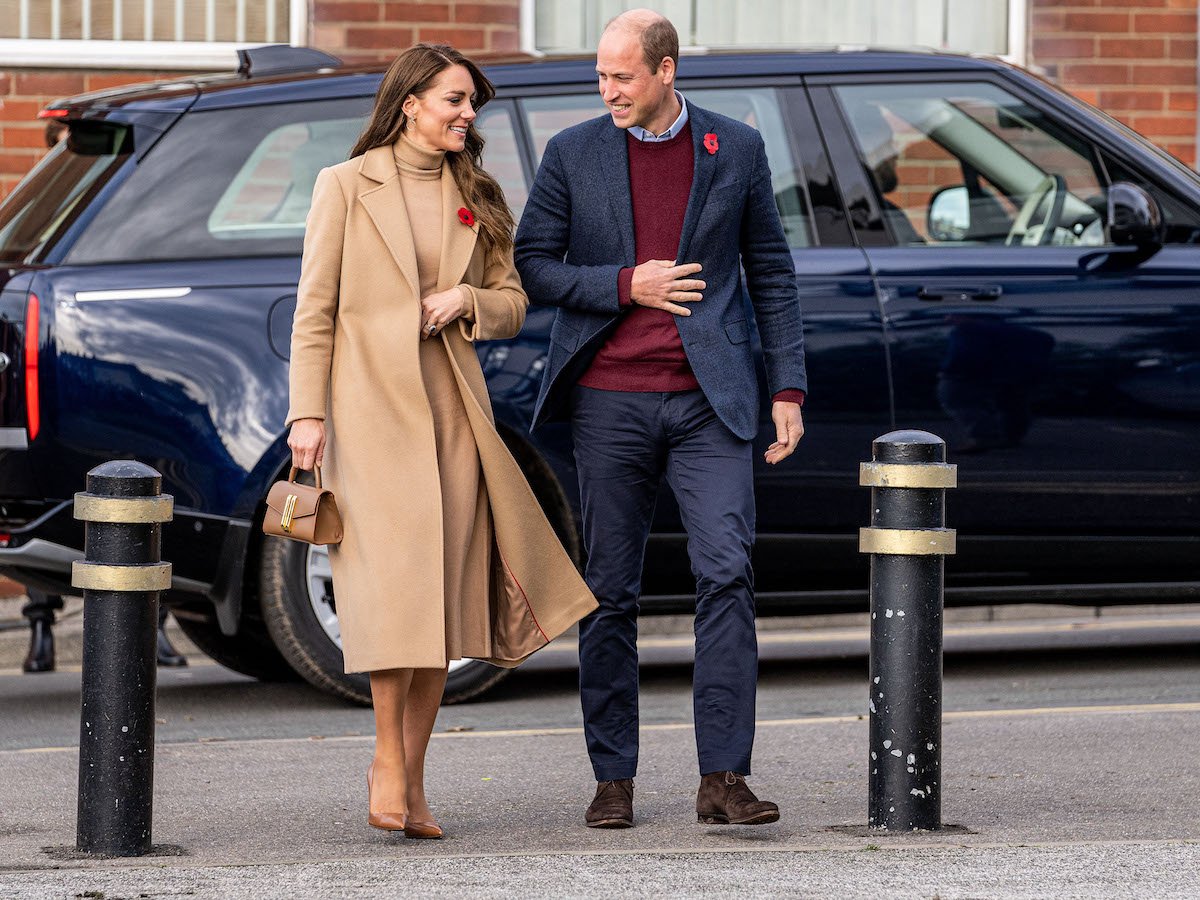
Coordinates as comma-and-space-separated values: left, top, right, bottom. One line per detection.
1, 617, 1198, 898
2, 703, 1198, 869
2, 843, 1199, 900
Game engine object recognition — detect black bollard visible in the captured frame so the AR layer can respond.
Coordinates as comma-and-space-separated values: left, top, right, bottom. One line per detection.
72, 461, 173, 856
859, 431, 956, 832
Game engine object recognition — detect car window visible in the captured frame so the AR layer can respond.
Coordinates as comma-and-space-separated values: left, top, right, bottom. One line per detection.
835, 82, 1110, 249
206, 116, 362, 242
474, 106, 528, 222
66, 99, 528, 264
0, 120, 132, 265
520, 87, 813, 248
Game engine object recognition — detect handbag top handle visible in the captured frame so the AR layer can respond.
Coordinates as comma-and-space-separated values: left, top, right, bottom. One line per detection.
287, 465, 323, 490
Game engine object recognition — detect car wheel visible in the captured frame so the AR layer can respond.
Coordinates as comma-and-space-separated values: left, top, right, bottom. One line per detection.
258, 537, 508, 706
171, 605, 300, 682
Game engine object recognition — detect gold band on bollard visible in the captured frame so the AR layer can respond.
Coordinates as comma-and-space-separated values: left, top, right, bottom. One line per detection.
859, 462, 957, 489
73, 493, 174, 524
72, 561, 173, 592
859, 527, 957, 556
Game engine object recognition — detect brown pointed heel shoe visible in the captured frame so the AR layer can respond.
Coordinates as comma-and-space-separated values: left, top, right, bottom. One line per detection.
366, 764, 408, 833
696, 772, 780, 826
403, 820, 444, 840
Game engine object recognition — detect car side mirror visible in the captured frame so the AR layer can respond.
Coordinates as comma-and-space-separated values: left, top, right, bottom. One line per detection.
1107, 181, 1165, 251
928, 185, 969, 242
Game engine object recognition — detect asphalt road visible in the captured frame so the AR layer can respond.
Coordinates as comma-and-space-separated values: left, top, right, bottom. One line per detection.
1, 612, 1198, 898
2, 612, 1199, 752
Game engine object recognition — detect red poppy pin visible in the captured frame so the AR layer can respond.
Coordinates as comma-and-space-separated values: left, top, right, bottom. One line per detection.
703, 132, 719, 155
457, 207, 476, 227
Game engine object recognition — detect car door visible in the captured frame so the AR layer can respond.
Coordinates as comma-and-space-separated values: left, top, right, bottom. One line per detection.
518, 83, 888, 605
810, 75, 1200, 585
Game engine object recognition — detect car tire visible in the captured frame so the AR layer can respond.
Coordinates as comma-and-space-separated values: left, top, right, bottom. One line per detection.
171, 605, 300, 682
257, 536, 510, 706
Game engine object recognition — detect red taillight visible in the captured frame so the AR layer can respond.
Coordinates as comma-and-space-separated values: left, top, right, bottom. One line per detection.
25, 294, 39, 441
37, 108, 70, 119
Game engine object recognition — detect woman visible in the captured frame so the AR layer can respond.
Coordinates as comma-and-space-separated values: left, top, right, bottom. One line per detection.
286, 44, 596, 838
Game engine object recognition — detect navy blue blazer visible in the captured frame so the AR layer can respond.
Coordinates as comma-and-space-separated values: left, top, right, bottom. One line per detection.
513, 103, 807, 441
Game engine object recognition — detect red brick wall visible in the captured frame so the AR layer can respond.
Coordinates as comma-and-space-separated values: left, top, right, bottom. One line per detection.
1029, 0, 1198, 165
313, 0, 522, 61
0, 0, 521, 200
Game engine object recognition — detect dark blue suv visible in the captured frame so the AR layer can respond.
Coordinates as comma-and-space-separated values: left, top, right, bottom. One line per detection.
0, 46, 1197, 704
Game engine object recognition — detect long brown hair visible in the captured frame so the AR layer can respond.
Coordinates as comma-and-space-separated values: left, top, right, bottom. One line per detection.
350, 44, 515, 258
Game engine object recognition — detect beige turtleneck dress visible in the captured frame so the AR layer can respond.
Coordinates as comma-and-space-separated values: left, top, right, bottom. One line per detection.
394, 135, 490, 661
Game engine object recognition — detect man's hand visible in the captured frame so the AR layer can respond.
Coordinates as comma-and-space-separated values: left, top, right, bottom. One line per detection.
765, 401, 804, 465
630, 259, 705, 316
288, 418, 326, 471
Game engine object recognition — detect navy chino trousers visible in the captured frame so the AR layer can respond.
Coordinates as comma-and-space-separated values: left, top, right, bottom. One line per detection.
571, 386, 758, 781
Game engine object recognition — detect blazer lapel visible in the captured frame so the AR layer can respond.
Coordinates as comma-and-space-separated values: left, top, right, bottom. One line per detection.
437, 160, 479, 292
598, 123, 636, 265
675, 106, 719, 264
357, 145, 421, 301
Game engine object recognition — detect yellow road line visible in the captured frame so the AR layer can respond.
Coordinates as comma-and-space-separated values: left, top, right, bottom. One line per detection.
9, 700, 1200, 755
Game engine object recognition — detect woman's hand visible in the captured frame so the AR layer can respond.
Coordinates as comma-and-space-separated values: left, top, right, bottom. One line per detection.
288, 418, 326, 471
420, 286, 469, 340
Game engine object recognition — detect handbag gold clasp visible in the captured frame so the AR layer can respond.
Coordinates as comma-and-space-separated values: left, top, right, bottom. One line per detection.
281, 494, 298, 533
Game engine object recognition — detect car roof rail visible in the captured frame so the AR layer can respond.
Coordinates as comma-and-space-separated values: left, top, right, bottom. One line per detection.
236, 45, 343, 78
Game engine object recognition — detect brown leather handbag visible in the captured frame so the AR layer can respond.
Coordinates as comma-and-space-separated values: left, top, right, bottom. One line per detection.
262, 467, 343, 545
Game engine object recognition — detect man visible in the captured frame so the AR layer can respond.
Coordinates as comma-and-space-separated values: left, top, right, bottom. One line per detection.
515, 10, 806, 829
19, 117, 187, 673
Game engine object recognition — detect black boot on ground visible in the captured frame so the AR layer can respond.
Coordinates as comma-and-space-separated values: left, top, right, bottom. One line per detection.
22, 619, 55, 673
156, 610, 188, 667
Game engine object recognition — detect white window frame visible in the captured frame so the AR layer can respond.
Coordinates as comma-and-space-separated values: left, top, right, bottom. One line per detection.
521, 0, 1027, 66
0, 0, 308, 71
1005, 0, 1028, 66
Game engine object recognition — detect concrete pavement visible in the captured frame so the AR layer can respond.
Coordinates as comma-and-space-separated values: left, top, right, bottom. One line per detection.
3, 682, 1200, 896
2, 604, 1200, 897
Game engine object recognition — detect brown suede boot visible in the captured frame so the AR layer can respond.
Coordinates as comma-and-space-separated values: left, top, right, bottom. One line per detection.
696, 772, 780, 825
585, 778, 634, 828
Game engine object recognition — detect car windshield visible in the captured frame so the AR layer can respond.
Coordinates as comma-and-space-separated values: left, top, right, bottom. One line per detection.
0, 121, 132, 265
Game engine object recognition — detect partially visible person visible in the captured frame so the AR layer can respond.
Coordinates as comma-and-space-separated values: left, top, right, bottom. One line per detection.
21, 589, 62, 673
22, 591, 186, 672
20, 116, 190, 673
847, 103, 924, 244
44, 119, 68, 149
287, 43, 595, 839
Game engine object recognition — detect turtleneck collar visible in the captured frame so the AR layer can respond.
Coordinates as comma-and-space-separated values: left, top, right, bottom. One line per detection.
393, 133, 445, 180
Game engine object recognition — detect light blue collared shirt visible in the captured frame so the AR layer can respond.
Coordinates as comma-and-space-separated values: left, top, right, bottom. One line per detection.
628, 91, 689, 142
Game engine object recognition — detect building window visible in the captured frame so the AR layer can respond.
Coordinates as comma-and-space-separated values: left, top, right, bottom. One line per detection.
0, 0, 307, 69
530, 0, 1025, 63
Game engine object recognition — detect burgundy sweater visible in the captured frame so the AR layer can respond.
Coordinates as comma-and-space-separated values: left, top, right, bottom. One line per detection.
579, 122, 805, 406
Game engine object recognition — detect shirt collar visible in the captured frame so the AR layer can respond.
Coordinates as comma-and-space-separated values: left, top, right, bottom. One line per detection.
628, 91, 689, 142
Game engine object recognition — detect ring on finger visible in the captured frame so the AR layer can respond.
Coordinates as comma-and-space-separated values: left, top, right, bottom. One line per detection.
427, 323, 437, 334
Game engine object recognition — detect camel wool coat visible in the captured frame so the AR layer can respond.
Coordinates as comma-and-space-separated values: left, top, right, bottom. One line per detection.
287, 144, 597, 674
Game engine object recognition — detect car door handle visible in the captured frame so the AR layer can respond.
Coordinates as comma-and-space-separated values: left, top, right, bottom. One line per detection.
916, 285, 1003, 302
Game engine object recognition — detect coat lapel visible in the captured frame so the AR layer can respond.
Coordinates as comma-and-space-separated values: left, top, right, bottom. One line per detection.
676, 106, 719, 264
598, 123, 636, 265
437, 160, 479, 292
357, 145, 421, 301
